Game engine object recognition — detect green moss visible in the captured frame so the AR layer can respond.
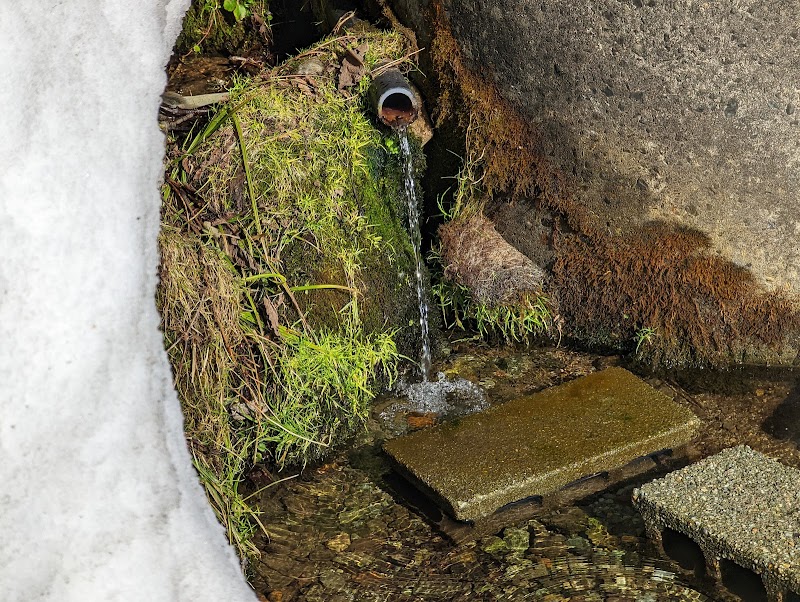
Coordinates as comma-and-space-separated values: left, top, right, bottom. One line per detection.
175, 0, 271, 56
159, 29, 423, 561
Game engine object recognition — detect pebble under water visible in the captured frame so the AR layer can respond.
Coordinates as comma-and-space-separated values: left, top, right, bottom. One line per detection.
250, 343, 800, 601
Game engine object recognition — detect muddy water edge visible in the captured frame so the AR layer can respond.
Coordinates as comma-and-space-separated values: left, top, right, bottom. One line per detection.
249, 340, 800, 601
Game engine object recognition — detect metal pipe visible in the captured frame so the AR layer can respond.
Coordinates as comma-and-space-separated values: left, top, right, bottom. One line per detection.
369, 69, 419, 129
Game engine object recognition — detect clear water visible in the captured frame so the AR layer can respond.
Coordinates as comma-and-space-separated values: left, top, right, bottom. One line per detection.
399, 130, 432, 381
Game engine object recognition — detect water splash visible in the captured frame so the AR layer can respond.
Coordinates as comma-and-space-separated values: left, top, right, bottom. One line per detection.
398, 129, 432, 381
378, 372, 488, 435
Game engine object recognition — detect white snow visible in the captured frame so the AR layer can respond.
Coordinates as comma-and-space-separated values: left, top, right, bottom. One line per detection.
0, 2, 256, 600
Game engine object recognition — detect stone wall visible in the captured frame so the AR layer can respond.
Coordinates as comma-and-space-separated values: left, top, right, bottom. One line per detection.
400, 0, 800, 292
389, 0, 800, 364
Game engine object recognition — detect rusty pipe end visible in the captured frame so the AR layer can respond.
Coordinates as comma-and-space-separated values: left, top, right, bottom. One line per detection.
369, 69, 419, 129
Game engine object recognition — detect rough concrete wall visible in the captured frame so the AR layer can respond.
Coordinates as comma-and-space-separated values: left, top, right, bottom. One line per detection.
398, 0, 800, 295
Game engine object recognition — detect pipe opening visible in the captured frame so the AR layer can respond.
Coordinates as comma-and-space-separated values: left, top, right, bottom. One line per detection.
379, 91, 416, 128
369, 69, 420, 129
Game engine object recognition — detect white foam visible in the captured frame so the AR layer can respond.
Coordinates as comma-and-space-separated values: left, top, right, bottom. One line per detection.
0, 2, 255, 600
380, 374, 488, 429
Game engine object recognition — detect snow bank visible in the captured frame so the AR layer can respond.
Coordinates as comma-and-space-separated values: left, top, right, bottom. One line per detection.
0, 2, 256, 600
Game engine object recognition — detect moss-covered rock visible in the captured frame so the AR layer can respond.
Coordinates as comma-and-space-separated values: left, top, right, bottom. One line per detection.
175, 0, 272, 56
162, 27, 426, 466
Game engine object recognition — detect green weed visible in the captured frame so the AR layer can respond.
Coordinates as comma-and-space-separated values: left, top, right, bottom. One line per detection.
223, 0, 251, 21
432, 277, 551, 343
269, 323, 398, 466
634, 326, 658, 354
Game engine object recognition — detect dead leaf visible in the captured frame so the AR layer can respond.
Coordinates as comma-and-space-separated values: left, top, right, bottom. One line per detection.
263, 297, 281, 337
337, 43, 368, 90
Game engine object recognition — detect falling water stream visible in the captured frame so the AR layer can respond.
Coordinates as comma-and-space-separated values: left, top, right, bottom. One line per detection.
399, 129, 432, 381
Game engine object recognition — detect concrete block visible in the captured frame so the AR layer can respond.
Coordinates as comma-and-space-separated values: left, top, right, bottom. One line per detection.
634, 445, 800, 601
384, 367, 699, 521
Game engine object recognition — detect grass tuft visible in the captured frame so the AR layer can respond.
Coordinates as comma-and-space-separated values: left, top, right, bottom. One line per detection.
432, 278, 551, 343
432, 128, 554, 344
159, 29, 418, 562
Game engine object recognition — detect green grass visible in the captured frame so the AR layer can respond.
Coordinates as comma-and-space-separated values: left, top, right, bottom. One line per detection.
634, 326, 658, 355
269, 323, 398, 465
432, 278, 552, 343
432, 129, 554, 344
159, 29, 418, 563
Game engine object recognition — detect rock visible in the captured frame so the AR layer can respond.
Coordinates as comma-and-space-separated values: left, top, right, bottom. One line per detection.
325, 532, 352, 552
566, 536, 592, 555
481, 535, 508, 555
407, 0, 800, 294
502, 527, 531, 553
407, 83, 434, 146
390, 0, 800, 365
293, 58, 325, 77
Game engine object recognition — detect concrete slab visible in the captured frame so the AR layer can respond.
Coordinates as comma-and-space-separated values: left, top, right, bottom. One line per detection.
384, 367, 699, 521
634, 446, 800, 601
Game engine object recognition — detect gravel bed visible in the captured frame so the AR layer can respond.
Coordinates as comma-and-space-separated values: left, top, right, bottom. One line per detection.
249, 346, 800, 601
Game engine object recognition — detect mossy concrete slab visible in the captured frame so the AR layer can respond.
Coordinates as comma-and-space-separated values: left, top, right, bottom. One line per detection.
383, 367, 699, 521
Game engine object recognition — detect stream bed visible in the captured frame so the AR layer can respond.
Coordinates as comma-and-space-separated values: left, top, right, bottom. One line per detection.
250, 342, 800, 601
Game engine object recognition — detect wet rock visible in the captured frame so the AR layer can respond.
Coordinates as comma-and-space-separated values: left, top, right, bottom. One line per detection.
318, 568, 349, 592
566, 536, 593, 555
481, 535, 508, 555
325, 532, 351, 552
544, 507, 590, 537
504, 557, 534, 578
502, 527, 531, 553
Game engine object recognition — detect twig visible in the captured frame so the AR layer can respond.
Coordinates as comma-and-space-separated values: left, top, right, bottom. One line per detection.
332, 10, 357, 35
370, 48, 424, 77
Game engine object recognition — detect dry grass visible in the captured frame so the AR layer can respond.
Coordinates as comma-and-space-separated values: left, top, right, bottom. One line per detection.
158, 28, 418, 563
439, 213, 546, 306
